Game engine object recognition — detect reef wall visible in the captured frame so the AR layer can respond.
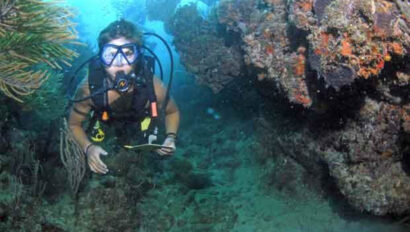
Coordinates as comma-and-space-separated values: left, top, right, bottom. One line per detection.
167, 4, 244, 93
168, 0, 410, 216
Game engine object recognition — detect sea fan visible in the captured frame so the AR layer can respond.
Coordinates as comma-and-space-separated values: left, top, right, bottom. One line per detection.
0, 0, 79, 102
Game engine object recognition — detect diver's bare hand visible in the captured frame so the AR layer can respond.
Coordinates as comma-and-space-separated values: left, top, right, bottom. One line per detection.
156, 136, 176, 156
85, 144, 109, 174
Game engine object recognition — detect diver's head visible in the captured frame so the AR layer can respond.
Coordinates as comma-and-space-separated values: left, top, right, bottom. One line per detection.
98, 19, 143, 78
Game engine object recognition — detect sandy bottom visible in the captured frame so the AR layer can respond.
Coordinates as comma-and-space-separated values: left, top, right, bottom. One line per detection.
136, 117, 407, 232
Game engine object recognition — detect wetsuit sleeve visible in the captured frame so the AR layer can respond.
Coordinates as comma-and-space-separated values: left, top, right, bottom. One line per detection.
153, 76, 180, 136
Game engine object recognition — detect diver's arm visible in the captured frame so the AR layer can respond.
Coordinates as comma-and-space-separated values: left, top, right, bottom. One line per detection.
68, 81, 93, 152
153, 77, 180, 136
68, 80, 108, 174
165, 103, 180, 136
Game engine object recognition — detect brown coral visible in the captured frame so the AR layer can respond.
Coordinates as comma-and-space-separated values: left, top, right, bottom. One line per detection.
296, 0, 313, 12
314, 31, 332, 56
389, 42, 404, 55
293, 47, 306, 76
340, 36, 353, 57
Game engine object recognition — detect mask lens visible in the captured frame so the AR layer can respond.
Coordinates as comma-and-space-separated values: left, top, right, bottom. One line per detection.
101, 43, 139, 66
101, 45, 119, 65
121, 44, 138, 64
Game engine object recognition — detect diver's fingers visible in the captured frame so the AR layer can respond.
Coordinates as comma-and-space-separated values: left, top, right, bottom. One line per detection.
89, 162, 100, 174
159, 148, 174, 156
163, 142, 176, 150
165, 150, 175, 155
93, 162, 108, 174
88, 152, 106, 169
92, 161, 107, 174
164, 146, 175, 153
88, 163, 95, 173
162, 149, 173, 155
95, 157, 108, 173
89, 159, 102, 173
95, 156, 107, 169
156, 148, 167, 156
89, 156, 107, 174
100, 148, 108, 156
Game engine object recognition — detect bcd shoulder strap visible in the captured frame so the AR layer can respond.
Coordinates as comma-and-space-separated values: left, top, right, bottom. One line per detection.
132, 55, 158, 119
88, 57, 108, 112
140, 55, 157, 105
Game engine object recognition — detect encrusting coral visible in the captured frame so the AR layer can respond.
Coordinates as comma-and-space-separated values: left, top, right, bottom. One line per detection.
171, 0, 408, 109
168, 3, 244, 93
306, 0, 407, 86
169, 0, 410, 217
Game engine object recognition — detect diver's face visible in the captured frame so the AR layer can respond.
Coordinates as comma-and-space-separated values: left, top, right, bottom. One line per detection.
103, 37, 135, 78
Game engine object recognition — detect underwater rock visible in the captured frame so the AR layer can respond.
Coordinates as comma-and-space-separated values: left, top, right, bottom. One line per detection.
308, 0, 408, 84
78, 187, 139, 231
100, 175, 117, 188
319, 63, 356, 90
138, 188, 237, 231
169, 0, 410, 216
290, 0, 316, 30
168, 4, 244, 93
320, 99, 409, 215
327, 99, 410, 215
170, 158, 213, 189
0, 134, 8, 154
237, 0, 315, 107
168, 0, 407, 108
0, 204, 5, 221
41, 223, 66, 232
327, 156, 410, 216
257, 95, 410, 216
184, 172, 213, 190
313, 0, 335, 22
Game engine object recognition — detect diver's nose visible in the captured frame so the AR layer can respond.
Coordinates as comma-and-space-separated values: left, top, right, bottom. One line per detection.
112, 54, 126, 66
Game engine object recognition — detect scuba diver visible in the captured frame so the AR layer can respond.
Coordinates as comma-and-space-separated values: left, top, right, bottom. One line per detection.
68, 19, 180, 174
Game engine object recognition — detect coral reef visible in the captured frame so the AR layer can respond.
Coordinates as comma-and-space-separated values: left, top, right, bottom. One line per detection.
170, 0, 409, 107
257, 95, 410, 216
168, 3, 244, 93
306, 0, 408, 88
168, 1, 410, 216
320, 98, 410, 215
75, 185, 140, 231
219, 0, 313, 107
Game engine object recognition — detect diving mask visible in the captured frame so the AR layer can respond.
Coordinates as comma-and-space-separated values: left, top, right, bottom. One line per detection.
100, 43, 140, 66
